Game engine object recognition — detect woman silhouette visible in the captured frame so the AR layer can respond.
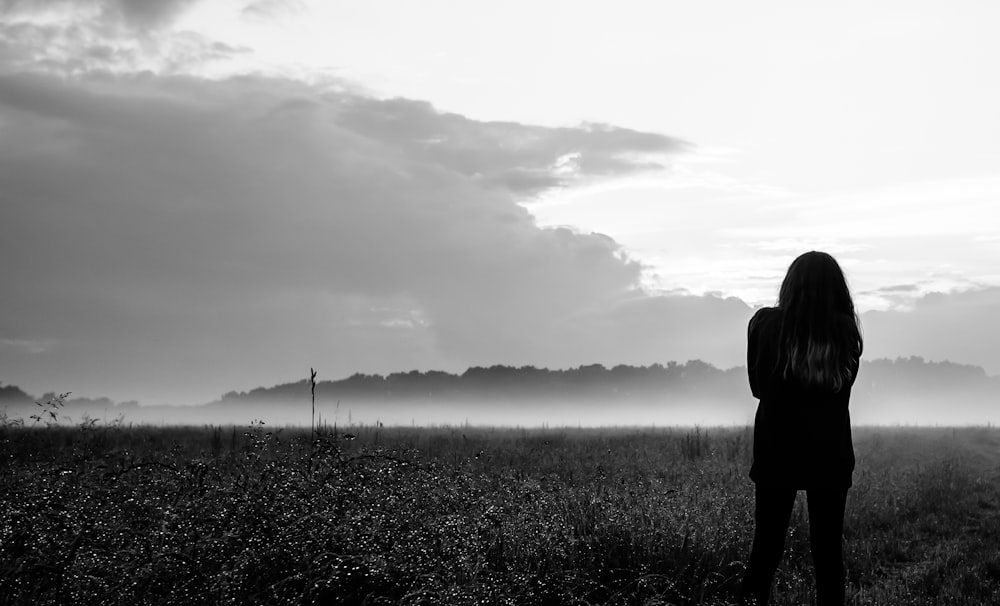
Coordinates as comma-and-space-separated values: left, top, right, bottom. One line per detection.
739, 251, 863, 606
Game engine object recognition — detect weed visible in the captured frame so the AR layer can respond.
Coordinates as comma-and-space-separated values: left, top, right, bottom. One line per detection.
28, 392, 70, 426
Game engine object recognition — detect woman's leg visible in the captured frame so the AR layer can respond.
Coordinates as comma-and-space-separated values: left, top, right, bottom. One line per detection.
740, 483, 797, 605
805, 486, 849, 606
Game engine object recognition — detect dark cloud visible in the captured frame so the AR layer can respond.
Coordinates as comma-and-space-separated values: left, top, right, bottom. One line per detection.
334, 97, 689, 197
109, 0, 198, 29
861, 287, 1000, 375
0, 0, 196, 30
0, 70, 701, 404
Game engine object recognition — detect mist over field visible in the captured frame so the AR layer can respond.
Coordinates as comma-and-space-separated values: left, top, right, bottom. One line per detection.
5, 357, 997, 428
97, 398, 752, 429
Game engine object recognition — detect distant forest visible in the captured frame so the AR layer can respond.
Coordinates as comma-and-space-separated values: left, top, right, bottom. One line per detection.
217, 359, 744, 405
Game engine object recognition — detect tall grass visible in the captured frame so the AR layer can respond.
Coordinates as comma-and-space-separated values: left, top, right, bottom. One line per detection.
0, 419, 998, 604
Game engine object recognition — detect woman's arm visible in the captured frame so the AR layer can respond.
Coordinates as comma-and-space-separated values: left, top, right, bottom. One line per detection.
747, 308, 767, 399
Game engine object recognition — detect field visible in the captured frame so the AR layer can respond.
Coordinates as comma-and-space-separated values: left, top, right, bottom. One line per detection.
2, 418, 1000, 605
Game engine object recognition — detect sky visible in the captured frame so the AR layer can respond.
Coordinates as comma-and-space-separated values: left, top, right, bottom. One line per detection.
2, 0, 1000, 406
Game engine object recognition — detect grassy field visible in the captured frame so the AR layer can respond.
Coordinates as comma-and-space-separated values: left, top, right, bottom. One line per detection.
1, 418, 999, 605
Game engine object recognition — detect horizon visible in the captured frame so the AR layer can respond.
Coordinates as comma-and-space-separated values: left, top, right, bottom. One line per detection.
3, 2, 1000, 416
6, 354, 998, 408
5, 355, 999, 427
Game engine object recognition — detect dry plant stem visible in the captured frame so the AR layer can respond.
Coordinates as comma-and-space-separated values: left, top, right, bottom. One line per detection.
309, 367, 317, 450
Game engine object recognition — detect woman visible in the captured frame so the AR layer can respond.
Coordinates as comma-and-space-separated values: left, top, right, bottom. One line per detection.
739, 251, 863, 606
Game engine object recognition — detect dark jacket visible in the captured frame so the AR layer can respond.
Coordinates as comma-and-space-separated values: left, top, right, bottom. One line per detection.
747, 307, 860, 488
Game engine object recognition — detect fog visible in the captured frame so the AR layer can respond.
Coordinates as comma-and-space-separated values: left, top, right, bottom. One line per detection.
5, 357, 998, 428
24, 397, 748, 429
11, 395, 997, 429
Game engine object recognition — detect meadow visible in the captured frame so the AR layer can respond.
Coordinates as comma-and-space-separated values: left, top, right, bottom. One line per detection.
1, 415, 999, 605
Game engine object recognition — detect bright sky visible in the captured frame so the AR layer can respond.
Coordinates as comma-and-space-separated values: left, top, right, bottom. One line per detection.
2, 0, 1000, 405
175, 0, 1000, 308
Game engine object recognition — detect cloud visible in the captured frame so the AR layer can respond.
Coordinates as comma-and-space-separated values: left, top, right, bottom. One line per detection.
0, 69, 696, 403
861, 286, 1000, 375
0, 0, 243, 75
1, 0, 197, 30
563, 294, 754, 370
874, 284, 920, 293
109, 0, 198, 29
241, 0, 305, 20
333, 97, 688, 197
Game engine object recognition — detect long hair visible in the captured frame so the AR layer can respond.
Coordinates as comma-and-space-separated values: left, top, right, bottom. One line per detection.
777, 251, 863, 392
